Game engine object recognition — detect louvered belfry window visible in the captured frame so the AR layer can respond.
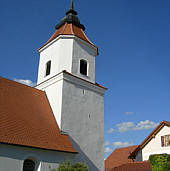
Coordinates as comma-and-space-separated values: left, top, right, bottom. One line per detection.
23, 159, 35, 171
80, 59, 87, 76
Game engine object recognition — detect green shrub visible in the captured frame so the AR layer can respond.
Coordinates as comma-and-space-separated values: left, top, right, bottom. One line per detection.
149, 154, 170, 171
50, 161, 88, 171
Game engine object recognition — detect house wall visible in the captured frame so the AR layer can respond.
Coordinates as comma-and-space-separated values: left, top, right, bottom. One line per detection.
0, 144, 76, 171
136, 125, 170, 161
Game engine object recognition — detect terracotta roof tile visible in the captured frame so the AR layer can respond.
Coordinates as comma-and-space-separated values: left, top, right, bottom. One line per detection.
112, 161, 152, 171
39, 23, 97, 51
105, 145, 138, 171
0, 77, 76, 153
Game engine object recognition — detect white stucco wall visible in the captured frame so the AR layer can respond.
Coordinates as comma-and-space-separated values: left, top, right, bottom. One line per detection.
37, 35, 97, 85
36, 73, 63, 128
72, 38, 96, 83
0, 144, 76, 171
136, 125, 170, 161
60, 73, 105, 171
37, 37, 73, 84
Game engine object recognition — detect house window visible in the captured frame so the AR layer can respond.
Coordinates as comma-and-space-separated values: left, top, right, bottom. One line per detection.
80, 59, 87, 76
23, 159, 35, 171
45, 61, 51, 76
161, 135, 170, 147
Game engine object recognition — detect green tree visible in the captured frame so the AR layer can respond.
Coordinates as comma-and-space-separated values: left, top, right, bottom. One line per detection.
50, 161, 88, 171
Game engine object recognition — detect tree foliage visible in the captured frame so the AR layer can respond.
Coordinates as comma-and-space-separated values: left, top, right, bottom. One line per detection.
149, 153, 170, 171
50, 161, 88, 171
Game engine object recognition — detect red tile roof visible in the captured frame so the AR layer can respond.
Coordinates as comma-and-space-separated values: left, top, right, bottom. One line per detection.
112, 161, 152, 171
39, 23, 97, 51
105, 145, 138, 171
0, 76, 76, 153
129, 121, 170, 159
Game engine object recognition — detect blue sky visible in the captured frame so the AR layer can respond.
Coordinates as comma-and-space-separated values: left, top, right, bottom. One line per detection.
1, 0, 170, 159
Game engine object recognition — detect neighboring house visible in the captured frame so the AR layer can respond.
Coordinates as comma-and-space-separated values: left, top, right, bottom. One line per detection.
129, 121, 170, 161
0, 1, 107, 171
105, 121, 170, 171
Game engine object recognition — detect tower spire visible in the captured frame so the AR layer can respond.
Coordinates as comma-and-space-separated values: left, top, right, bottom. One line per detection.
55, 0, 85, 30
70, 0, 74, 10
66, 0, 77, 15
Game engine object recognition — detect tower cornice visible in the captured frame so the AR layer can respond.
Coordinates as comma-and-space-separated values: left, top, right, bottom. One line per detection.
36, 70, 107, 94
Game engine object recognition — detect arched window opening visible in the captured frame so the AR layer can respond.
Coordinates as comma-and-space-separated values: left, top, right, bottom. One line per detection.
45, 61, 51, 76
80, 59, 87, 76
23, 159, 35, 171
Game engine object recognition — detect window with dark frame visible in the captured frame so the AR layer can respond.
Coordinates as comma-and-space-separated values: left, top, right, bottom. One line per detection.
80, 59, 87, 76
161, 135, 170, 147
45, 61, 51, 76
23, 159, 35, 171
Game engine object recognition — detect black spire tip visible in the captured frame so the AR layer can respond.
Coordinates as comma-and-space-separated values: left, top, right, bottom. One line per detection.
71, 0, 74, 9
66, 0, 77, 15
55, 0, 85, 31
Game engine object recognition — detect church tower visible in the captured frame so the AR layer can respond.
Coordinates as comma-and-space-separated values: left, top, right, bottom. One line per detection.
36, 1, 106, 170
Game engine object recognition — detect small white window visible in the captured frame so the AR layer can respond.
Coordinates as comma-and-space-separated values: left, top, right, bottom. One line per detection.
45, 61, 51, 76
80, 59, 87, 76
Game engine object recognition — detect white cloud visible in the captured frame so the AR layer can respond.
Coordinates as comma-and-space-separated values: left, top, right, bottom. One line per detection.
104, 141, 110, 146
14, 78, 36, 87
125, 112, 134, 115
113, 141, 134, 148
116, 120, 159, 133
116, 122, 135, 133
135, 120, 159, 130
104, 147, 112, 153
108, 128, 114, 134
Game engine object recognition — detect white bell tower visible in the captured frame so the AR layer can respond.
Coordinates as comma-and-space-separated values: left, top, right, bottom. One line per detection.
36, 1, 106, 170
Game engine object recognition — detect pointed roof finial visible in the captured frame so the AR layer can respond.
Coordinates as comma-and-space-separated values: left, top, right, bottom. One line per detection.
66, 0, 77, 15
70, 0, 74, 10
55, 0, 85, 31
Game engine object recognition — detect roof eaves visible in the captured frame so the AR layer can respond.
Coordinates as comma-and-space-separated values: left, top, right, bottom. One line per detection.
0, 142, 78, 154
